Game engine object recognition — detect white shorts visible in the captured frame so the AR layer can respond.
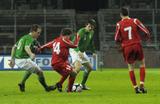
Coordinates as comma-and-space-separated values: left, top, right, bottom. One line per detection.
69, 48, 90, 64
15, 58, 42, 73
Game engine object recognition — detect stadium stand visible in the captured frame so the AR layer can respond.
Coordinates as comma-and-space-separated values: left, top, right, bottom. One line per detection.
0, 0, 160, 67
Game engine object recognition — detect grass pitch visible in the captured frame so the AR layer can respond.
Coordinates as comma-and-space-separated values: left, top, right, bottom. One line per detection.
0, 68, 160, 104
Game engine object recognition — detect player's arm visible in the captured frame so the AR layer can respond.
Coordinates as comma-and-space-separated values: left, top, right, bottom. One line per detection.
114, 23, 122, 52
9, 44, 17, 68
134, 19, 150, 40
88, 31, 96, 53
25, 46, 35, 60
114, 23, 121, 43
62, 34, 80, 48
11, 44, 17, 60
40, 41, 54, 50
25, 40, 35, 59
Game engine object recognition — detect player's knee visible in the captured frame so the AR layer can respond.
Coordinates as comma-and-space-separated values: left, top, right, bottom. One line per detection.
139, 60, 145, 68
85, 64, 93, 72
88, 67, 93, 72
128, 64, 134, 71
140, 64, 145, 68
74, 61, 82, 73
34, 67, 43, 75
70, 71, 77, 77
75, 61, 82, 69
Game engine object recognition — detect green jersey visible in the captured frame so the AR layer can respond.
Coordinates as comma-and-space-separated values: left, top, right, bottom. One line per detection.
15, 34, 34, 58
72, 28, 95, 53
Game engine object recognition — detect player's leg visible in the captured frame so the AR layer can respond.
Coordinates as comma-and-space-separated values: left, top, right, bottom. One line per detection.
74, 60, 82, 73
81, 52, 93, 90
123, 45, 140, 93
69, 48, 82, 73
67, 71, 77, 92
15, 59, 33, 92
33, 66, 55, 92
137, 44, 147, 93
55, 73, 69, 92
128, 64, 140, 93
53, 63, 73, 92
81, 62, 92, 90
18, 71, 32, 92
138, 59, 147, 93
22, 59, 54, 92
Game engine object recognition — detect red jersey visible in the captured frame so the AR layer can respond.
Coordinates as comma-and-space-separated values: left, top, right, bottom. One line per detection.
114, 18, 150, 48
41, 34, 80, 66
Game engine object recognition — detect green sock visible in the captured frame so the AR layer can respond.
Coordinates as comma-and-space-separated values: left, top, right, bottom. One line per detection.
38, 73, 48, 89
81, 70, 90, 85
21, 71, 32, 84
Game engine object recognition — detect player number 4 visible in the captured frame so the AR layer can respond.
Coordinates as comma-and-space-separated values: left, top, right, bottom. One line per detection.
53, 42, 60, 54
124, 26, 132, 40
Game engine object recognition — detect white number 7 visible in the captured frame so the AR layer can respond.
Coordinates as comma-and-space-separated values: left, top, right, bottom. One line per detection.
124, 26, 132, 40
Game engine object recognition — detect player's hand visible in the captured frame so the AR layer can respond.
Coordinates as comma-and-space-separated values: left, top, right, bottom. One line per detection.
146, 38, 151, 43
8, 59, 15, 68
146, 38, 152, 47
30, 53, 35, 60
36, 48, 42, 53
115, 44, 123, 52
78, 52, 84, 59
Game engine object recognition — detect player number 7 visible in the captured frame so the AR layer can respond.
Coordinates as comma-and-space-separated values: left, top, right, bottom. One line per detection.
124, 26, 132, 40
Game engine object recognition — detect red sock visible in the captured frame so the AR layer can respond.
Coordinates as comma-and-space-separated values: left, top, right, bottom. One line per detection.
68, 76, 76, 92
58, 75, 68, 85
129, 70, 137, 87
140, 67, 145, 87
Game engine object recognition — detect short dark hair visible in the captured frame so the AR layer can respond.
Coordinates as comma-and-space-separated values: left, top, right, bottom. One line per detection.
30, 24, 41, 32
120, 7, 129, 16
61, 28, 73, 36
87, 19, 96, 27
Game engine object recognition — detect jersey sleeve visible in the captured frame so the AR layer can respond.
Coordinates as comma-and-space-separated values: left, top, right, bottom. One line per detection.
62, 35, 80, 48
87, 31, 96, 53
41, 41, 54, 49
114, 23, 121, 43
77, 28, 84, 38
71, 29, 84, 51
15, 40, 19, 47
25, 38, 33, 47
134, 18, 150, 39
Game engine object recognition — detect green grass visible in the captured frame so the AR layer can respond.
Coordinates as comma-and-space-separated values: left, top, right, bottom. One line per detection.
0, 69, 160, 104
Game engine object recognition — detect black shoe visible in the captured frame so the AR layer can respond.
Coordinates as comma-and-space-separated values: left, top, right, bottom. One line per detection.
45, 85, 56, 92
135, 87, 141, 94
56, 83, 62, 92
140, 87, 147, 94
18, 83, 25, 92
82, 84, 90, 90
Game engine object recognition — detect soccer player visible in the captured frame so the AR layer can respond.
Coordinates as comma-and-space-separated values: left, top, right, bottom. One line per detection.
114, 7, 150, 93
40, 28, 80, 92
9, 24, 54, 92
69, 19, 96, 90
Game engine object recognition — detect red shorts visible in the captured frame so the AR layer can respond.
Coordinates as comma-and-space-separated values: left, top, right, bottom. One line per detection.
123, 43, 144, 64
52, 62, 73, 76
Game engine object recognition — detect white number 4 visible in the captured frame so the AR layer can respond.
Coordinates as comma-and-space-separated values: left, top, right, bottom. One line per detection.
53, 42, 60, 54
124, 26, 132, 40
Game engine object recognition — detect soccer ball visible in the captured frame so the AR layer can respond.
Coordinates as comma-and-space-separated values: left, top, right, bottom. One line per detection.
72, 83, 83, 92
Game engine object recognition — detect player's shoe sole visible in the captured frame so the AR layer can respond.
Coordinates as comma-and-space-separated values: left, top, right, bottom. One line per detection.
18, 83, 25, 92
